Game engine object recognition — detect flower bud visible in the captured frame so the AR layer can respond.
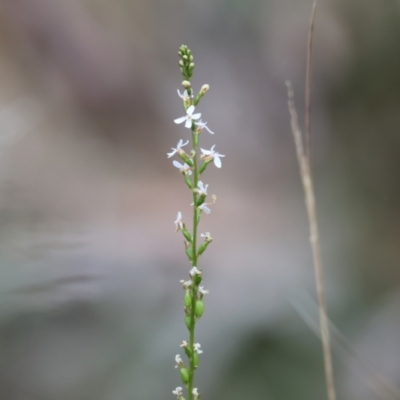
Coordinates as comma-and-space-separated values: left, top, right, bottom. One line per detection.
184, 175, 193, 189
193, 353, 199, 368
182, 227, 192, 243
197, 240, 210, 256
196, 194, 206, 207
195, 275, 202, 286
185, 246, 194, 261
185, 315, 192, 329
182, 80, 191, 89
200, 84, 209, 95
195, 300, 204, 318
180, 368, 190, 384
179, 153, 193, 167
184, 291, 192, 308
199, 160, 211, 174
184, 345, 192, 358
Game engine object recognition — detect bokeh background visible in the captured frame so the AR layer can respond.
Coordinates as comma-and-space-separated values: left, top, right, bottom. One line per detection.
0, 0, 399, 399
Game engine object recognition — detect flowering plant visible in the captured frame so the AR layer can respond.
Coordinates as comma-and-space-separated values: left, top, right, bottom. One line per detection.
169, 45, 224, 400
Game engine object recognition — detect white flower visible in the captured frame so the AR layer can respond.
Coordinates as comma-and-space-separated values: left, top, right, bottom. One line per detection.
177, 89, 192, 102
174, 212, 183, 231
200, 145, 225, 168
173, 387, 183, 397
175, 354, 184, 368
167, 139, 189, 158
174, 105, 201, 129
195, 120, 214, 134
180, 340, 188, 348
197, 181, 208, 196
200, 232, 212, 241
199, 286, 209, 295
180, 279, 192, 289
198, 203, 211, 214
190, 266, 201, 276
194, 343, 203, 354
192, 388, 200, 399
173, 160, 192, 175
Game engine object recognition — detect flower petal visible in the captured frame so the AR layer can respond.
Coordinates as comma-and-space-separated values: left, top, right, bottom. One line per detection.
214, 156, 222, 168
191, 112, 201, 120
184, 118, 192, 129
173, 160, 182, 168
174, 116, 187, 124
186, 105, 195, 115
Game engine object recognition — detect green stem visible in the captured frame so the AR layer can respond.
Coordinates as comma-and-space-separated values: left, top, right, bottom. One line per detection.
188, 127, 199, 400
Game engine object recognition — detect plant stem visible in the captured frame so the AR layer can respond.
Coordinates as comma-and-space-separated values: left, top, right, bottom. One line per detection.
188, 129, 199, 400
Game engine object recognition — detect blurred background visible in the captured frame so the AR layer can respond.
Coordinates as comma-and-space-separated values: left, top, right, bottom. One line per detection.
0, 0, 399, 399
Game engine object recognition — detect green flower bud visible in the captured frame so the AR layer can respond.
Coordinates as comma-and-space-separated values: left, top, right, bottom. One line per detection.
195, 274, 202, 285
180, 368, 190, 384
180, 153, 193, 167
185, 246, 194, 261
184, 291, 192, 308
199, 161, 211, 174
182, 80, 191, 88
193, 352, 199, 368
184, 345, 192, 358
182, 227, 192, 243
185, 315, 192, 329
198, 240, 210, 256
196, 194, 206, 206
195, 300, 204, 318
184, 175, 193, 189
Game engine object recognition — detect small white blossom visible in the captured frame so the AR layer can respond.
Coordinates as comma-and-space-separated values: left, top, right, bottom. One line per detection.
177, 89, 192, 102
174, 212, 183, 231
173, 387, 183, 397
190, 266, 201, 276
198, 203, 211, 214
197, 181, 208, 196
174, 105, 201, 129
194, 343, 203, 354
195, 120, 214, 134
167, 139, 189, 158
180, 340, 188, 348
175, 354, 184, 368
200, 232, 212, 241
192, 388, 200, 399
200, 145, 225, 168
199, 286, 209, 295
180, 279, 192, 289
173, 160, 192, 175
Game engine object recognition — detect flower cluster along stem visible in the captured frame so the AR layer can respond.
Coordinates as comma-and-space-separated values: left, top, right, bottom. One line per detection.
170, 45, 225, 400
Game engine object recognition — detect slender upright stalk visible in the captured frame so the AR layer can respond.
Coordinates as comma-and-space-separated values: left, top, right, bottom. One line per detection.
188, 131, 199, 400
287, 82, 337, 400
305, 0, 318, 164
171, 45, 223, 400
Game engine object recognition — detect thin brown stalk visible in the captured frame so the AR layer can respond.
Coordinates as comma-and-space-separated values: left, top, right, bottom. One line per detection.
286, 81, 337, 400
305, 0, 318, 164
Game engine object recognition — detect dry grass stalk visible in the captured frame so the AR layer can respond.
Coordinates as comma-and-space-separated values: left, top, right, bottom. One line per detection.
286, 81, 337, 400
